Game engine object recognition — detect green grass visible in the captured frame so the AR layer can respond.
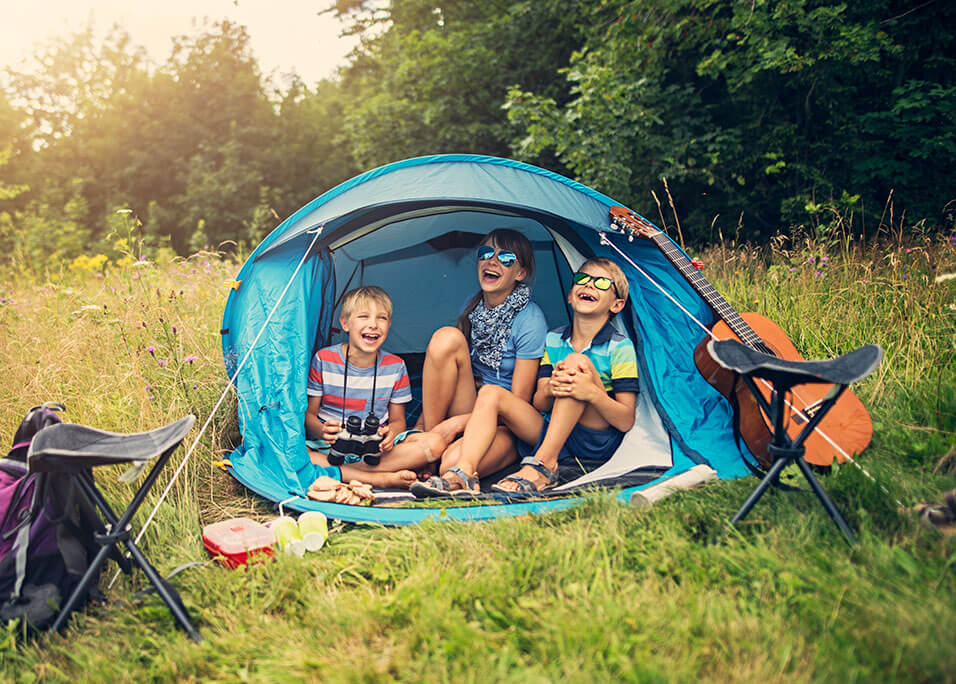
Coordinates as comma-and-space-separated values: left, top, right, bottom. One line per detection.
0, 236, 954, 682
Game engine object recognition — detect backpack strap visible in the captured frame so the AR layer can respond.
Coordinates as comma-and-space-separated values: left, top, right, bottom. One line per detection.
11, 514, 31, 601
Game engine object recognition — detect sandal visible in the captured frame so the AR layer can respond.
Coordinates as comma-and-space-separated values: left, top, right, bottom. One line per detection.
410, 466, 479, 499
410, 475, 453, 499
491, 456, 559, 495
445, 466, 481, 499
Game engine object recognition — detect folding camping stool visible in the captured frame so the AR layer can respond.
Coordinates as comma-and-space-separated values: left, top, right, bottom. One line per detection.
27, 415, 201, 640
706, 339, 883, 544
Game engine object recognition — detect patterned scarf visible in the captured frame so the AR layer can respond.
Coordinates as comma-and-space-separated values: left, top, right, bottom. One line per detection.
468, 282, 531, 369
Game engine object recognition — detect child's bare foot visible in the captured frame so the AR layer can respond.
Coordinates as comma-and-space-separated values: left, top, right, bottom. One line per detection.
377, 469, 418, 489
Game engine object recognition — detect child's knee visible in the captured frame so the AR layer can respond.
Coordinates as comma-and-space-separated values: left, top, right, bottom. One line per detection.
475, 383, 508, 407
563, 352, 595, 372
425, 431, 447, 459
427, 326, 467, 357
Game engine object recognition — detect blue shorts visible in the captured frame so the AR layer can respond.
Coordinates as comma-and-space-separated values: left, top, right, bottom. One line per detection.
517, 419, 624, 464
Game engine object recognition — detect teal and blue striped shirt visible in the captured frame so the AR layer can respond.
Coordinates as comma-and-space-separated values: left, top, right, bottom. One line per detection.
538, 321, 639, 395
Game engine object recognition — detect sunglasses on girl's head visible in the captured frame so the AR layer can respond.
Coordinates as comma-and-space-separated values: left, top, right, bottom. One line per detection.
573, 271, 620, 297
477, 245, 518, 268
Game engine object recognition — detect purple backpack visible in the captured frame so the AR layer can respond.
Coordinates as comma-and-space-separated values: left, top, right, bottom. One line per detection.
0, 403, 105, 630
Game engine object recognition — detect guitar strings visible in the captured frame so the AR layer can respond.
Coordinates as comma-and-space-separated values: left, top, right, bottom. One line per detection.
598, 231, 902, 508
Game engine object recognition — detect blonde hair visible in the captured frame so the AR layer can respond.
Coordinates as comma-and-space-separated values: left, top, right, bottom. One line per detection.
340, 286, 393, 320
580, 257, 629, 301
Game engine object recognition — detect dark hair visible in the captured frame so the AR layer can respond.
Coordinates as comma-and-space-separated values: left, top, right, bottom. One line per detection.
457, 228, 535, 340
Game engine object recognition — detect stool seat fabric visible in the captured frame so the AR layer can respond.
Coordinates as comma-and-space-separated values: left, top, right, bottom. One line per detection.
707, 339, 883, 387
27, 416, 196, 473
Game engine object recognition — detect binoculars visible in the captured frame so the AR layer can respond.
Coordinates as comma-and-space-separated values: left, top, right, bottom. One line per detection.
328, 414, 383, 466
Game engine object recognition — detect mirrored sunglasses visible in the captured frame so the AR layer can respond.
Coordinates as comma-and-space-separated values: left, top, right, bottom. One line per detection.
477, 245, 518, 268
572, 271, 619, 297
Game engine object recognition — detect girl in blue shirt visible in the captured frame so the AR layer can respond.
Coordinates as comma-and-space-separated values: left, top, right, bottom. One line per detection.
414, 229, 547, 493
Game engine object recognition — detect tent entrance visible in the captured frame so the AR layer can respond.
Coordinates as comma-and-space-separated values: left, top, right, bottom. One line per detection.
312, 204, 676, 488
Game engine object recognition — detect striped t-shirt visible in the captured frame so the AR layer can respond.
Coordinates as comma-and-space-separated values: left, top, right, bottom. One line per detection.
307, 345, 412, 424
538, 321, 639, 396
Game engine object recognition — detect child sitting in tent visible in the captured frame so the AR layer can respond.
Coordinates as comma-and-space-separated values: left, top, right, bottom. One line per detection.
305, 286, 452, 489
413, 258, 639, 496
413, 228, 548, 478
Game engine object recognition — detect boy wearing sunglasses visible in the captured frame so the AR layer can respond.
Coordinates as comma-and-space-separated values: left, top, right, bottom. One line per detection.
431, 257, 639, 495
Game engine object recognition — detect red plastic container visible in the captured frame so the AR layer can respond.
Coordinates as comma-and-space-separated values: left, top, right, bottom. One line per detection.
202, 517, 276, 568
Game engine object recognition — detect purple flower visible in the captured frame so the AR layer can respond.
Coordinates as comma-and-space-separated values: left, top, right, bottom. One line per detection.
821, 256, 829, 262
192, 384, 197, 390
145, 385, 152, 392
158, 359, 168, 368
147, 395, 154, 401
146, 346, 155, 355
808, 256, 815, 264
171, 326, 177, 334
789, 267, 797, 272
815, 271, 823, 278
905, 248, 912, 254
184, 355, 198, 363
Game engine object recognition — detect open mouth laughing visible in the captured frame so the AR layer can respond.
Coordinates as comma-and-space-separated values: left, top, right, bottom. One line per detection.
481, 268, 502, 285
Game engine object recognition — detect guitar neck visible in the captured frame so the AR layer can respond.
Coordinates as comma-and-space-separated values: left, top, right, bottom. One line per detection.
644, 230, 772, 354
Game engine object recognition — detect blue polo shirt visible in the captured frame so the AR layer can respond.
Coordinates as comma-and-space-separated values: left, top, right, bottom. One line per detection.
538, 320, 639, 396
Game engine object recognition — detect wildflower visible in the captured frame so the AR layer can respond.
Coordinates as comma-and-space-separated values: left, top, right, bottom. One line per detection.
171, 326, 177, 334
821, 256, 829, 262
192, 384, 198, 390
184, 355, 198, 363
145, 385, 152, 392
158, 359, 168, 368
808, 256, 815, 263
789, 267, 797, 272
146, 346, 155, 355
815, 271, 823, 278
905, 248, 912, 254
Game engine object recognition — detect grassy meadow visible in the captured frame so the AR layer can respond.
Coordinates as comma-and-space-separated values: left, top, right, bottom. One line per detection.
0, 232, 954, 682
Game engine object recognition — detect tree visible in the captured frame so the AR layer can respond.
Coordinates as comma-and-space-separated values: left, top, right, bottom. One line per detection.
506, 0, 956, 239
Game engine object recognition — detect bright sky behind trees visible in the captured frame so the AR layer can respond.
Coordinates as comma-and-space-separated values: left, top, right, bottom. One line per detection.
0, 0, 356, 85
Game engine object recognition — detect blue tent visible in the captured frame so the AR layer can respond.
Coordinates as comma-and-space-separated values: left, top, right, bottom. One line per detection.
221, 154, 753, 524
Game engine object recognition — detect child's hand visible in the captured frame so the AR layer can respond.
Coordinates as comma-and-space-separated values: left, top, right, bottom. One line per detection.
378, 424, 395, 453
321, 420, 342, 444
550, 363, 598, 402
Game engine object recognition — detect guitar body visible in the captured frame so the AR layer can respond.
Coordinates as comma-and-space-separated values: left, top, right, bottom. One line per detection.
693, 312, 874, 467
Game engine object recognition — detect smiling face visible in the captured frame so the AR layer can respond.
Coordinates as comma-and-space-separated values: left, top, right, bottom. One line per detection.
476, 238, 528, 304
568, 264, 626, 319
340, 298, 391, 355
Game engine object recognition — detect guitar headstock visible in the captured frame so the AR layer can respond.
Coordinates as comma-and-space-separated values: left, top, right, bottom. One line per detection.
608, 206, 661, 241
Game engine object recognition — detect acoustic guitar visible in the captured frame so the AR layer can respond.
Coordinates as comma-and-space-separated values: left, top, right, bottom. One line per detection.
608, 206, 873, 467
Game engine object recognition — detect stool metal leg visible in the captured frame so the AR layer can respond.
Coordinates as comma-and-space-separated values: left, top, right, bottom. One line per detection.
730, 455, 790, 526
51, 449, 202, 640
794, 457, 857, 544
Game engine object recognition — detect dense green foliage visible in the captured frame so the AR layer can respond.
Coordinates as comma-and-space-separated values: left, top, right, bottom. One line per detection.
1, 1, 954, 262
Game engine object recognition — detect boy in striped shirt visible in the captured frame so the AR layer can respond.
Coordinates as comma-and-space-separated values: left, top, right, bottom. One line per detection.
305, 287, 448, 488
423, 258, 638, 495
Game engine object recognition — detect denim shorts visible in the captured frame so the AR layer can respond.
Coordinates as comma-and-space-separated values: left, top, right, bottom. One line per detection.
517, 419, 624, 464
